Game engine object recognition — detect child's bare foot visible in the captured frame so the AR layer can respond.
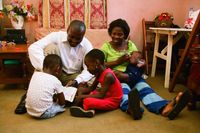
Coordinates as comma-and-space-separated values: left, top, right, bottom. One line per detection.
161, 90, 190, 120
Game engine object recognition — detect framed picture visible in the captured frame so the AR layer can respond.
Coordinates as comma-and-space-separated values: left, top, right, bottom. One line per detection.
0, 0, 3, 10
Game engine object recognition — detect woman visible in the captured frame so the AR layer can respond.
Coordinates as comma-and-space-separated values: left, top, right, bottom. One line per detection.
101, 18, 190, 120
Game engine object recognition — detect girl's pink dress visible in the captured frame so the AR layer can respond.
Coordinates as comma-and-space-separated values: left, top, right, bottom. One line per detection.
83, 68, 123, 110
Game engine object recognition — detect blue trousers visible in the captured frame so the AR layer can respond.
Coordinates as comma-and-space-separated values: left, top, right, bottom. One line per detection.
120, 80, 169, 114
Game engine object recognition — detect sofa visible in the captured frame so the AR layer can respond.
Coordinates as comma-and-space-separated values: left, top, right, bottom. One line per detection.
35, 28, 110, 49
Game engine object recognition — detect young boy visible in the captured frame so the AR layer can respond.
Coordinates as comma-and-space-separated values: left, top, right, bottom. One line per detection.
116, 51, 190, 120
25, 54, 77, 119
114, 51, 145, 86
69, 49, 123, 118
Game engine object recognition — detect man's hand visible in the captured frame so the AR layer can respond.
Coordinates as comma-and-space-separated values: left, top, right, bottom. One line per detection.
66, 80, 78, 87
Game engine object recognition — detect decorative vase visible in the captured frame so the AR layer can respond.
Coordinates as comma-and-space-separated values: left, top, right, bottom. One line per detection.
10, 15, 24, 29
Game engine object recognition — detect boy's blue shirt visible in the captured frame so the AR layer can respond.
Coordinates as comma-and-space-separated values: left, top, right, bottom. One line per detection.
124, 64, 145, 89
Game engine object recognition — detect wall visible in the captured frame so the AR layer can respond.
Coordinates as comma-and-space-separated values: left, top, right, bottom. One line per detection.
184, 0, 200, 20
3, 0, 200, 50
107, 0, 200, 50
107, 0, 174, 50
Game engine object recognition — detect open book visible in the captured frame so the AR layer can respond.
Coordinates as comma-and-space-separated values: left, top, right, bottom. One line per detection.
62, 86, 77, 102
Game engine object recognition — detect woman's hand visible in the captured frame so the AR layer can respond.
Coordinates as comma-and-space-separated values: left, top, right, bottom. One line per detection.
114, 70, 129, 82
114, 70, 123, 78
105, 54, 130, 68
117, 54, 130, 64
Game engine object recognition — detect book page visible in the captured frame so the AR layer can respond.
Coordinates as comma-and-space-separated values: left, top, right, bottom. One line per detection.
62, 86, 77, 102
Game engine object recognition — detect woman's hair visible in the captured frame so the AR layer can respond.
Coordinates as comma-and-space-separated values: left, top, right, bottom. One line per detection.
85, 49, 105, 64
43, 54, 62, 70
108, 18, 130, 39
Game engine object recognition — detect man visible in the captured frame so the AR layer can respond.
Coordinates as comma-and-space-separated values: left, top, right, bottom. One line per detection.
15, 20, 94, 114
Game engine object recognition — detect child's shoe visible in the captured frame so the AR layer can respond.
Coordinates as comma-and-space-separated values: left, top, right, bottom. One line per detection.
128, 89, 143, 120
15, 93, 27, 114
70, 106, 95, 118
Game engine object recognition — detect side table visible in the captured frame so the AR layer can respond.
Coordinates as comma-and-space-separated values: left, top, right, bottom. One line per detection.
149, 27, 191, 88
0, 44, 33, 84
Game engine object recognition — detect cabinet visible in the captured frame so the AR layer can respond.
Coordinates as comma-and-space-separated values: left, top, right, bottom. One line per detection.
187, 36, 200, 110
0, 44, 33, 85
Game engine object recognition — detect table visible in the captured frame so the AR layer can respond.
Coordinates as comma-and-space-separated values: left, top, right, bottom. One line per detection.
0, 44, 31, 84
149, 27, 192, 88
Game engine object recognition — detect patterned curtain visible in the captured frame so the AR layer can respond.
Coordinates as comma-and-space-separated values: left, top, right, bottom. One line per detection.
38, 0, 43, 27
69, 0, 86, 23
89, 0, 107, 29
50, 0, 65, 28
38, 0, 107, 29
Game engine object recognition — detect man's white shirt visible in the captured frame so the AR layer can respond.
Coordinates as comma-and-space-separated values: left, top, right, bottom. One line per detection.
28, 31, 94, 83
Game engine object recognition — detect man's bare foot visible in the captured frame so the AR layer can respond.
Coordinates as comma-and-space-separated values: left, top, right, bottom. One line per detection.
161, 92, 183, 117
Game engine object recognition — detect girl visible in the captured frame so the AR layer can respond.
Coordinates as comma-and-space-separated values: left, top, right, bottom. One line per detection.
69, 49, 123, 118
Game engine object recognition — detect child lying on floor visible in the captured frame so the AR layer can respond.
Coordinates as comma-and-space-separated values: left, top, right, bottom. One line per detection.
115, 51, 190, 120
69, 49, 123, 118
25, 54, 77, 119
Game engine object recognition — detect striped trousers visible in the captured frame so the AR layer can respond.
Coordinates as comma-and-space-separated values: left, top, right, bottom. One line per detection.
120, 79, 169, 114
